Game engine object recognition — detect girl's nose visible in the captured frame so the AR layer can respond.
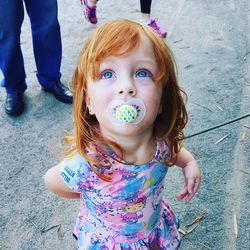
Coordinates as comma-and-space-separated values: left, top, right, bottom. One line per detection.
117, 79, 137, 97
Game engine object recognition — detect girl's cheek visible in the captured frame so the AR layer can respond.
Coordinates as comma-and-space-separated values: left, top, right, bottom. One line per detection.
135, 78, 154, 86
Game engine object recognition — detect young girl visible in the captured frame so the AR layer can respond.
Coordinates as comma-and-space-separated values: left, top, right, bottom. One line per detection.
44, 19, 201, 249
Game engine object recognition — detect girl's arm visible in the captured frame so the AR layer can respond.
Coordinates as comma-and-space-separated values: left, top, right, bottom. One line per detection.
174, 147, 201, 203
43, 164, 80, 199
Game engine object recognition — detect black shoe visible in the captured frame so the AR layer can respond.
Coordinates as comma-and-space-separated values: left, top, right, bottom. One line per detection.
42, 82, 73, 104
5, 92, 24, 116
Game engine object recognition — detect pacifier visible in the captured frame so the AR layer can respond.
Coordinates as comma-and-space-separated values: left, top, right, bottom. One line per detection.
107, 98, 146, 125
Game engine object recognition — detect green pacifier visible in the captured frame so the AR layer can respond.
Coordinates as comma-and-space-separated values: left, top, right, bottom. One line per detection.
115, 105, 137, 123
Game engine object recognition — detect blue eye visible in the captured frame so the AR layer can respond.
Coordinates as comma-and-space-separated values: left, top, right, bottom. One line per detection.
101, 71, 114, 79
136, 69, 152, 78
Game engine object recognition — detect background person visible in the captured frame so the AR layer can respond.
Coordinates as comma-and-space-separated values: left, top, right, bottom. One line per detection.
80, 0, 167, 38
0, 0, 73, 117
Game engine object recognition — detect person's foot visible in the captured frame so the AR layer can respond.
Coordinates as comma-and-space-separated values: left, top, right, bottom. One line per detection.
148, 19, 167, 38
81, 0, 97, 24
5, 92, 24, 116
42, 82, 73, 104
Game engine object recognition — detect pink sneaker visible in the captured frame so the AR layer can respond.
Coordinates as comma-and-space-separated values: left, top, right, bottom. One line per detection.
148, 19, 167, 38
81, 0, 97, 24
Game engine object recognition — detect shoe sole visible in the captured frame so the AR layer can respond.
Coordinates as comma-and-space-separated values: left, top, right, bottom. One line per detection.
5, 106, 24, 117
161, 32, 167, 38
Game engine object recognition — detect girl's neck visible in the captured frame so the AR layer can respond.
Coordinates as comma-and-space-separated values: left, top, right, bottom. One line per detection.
103, 130, 156, 165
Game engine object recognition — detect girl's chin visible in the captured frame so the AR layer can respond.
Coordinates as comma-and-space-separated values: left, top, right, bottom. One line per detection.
103, 124, 149, 138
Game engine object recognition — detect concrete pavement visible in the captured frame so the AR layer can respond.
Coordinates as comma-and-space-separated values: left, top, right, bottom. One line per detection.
0, 0, 249, 249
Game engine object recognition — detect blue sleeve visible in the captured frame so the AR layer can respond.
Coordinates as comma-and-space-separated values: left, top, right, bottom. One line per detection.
59, 153, 91, 192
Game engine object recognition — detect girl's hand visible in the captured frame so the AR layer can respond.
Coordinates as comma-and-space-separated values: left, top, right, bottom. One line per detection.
175, 159, 201, 203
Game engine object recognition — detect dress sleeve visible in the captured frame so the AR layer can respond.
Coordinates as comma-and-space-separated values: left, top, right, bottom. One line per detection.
162, 139, 171, 162
156, 138, 171, 162
59, 153, 91, 192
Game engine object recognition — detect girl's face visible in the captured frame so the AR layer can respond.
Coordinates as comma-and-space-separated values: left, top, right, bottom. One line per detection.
86, 37, 163, 139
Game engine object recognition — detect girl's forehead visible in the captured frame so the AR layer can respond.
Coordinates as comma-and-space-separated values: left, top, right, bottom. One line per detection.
96, 33, 152, 57
99, 37, 154, 63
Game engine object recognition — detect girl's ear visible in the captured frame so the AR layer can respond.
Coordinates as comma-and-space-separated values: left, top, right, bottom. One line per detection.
89, 106, 95, 115
86, 95, 95, 115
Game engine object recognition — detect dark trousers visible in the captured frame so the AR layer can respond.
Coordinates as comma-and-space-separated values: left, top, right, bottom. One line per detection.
0, 0, 62, 93
140, 0, 152, 14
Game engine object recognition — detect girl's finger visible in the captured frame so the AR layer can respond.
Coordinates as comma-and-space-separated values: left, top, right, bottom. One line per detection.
193, 178, 200, 194
176, 186, 188, 201
187, 179, 195, 194
186, 179, 200, 202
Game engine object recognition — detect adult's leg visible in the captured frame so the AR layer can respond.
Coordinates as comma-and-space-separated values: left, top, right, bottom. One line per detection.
140, 0, 167, 38
0, 0, 27, 93
25, 0, 62, 88
140, 0, 152, 15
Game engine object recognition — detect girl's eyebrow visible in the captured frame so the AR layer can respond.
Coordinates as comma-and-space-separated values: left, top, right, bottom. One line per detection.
98, 60, 116, 68
98, 57, 156, 72
134, 59, 155, 66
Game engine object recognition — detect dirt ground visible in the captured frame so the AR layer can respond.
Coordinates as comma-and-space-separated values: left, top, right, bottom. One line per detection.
0, 0, 249, 249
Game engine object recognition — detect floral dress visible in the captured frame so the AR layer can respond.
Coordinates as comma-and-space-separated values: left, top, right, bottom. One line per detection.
60, 139, 180, 249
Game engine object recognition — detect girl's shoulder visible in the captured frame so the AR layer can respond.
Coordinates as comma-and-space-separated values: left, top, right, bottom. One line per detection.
62, 152, 90, 171
60, 152, 92, 191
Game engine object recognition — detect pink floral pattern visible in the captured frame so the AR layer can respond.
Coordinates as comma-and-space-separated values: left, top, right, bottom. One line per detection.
60, 139, 180, 249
